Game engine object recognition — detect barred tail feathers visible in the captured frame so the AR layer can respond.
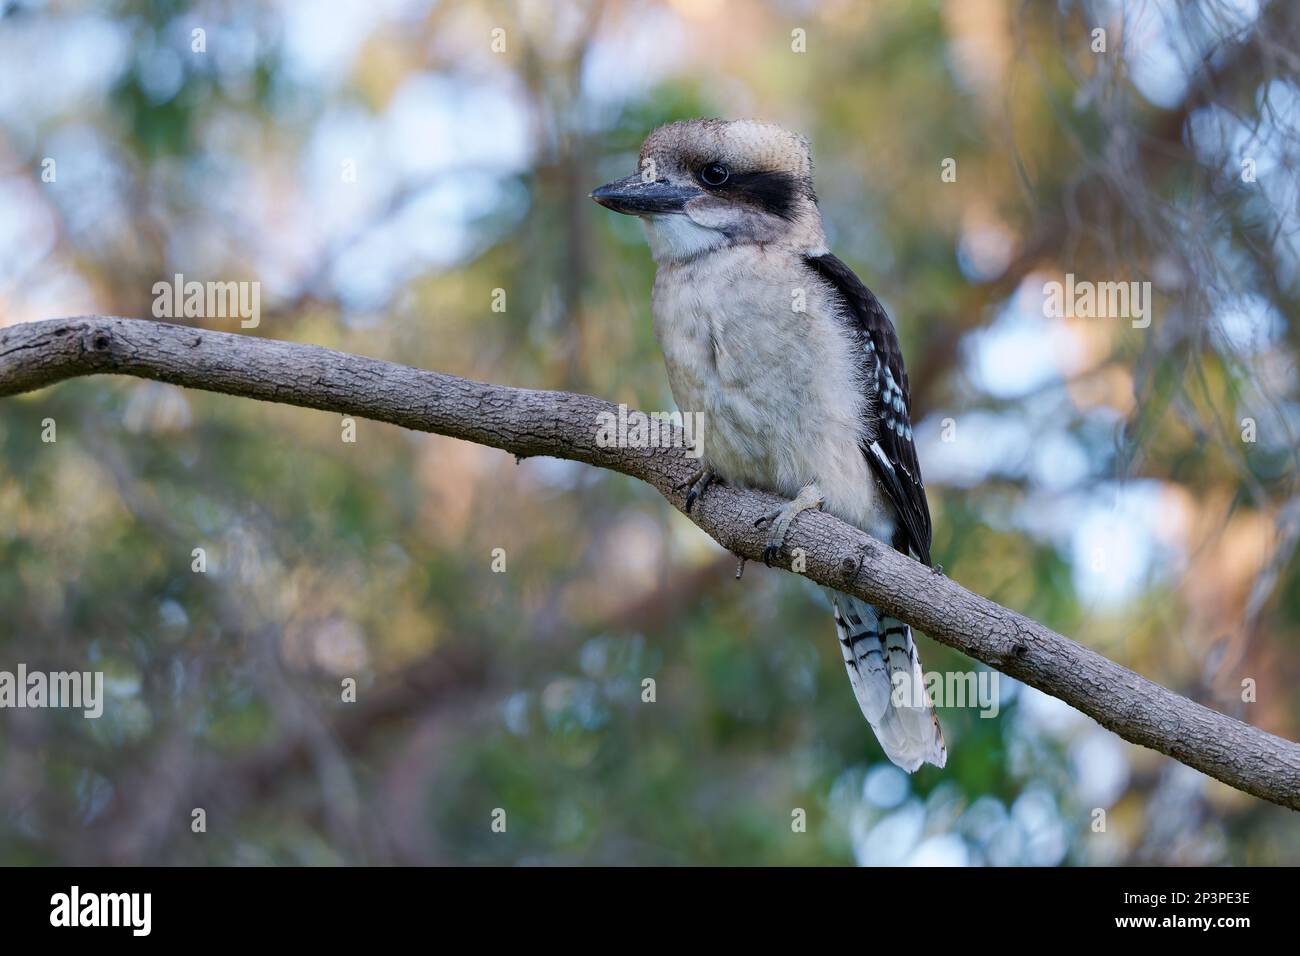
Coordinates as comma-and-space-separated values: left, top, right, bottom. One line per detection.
831, 591, 946, 772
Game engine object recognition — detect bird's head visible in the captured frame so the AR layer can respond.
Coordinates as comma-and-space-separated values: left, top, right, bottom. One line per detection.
591, 119, 826, 263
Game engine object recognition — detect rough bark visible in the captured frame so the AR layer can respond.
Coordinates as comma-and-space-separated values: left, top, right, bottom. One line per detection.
3, 315, 1298, 811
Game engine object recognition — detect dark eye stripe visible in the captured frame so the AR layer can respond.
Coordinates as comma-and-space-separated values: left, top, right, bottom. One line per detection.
719, 169, 802, 221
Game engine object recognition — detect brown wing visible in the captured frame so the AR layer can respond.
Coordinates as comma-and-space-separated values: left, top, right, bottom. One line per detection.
804, 253, 933, 566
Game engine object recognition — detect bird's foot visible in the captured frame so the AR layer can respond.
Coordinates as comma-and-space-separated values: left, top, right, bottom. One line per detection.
754, 484, 825, 566
675, 464, 719, 514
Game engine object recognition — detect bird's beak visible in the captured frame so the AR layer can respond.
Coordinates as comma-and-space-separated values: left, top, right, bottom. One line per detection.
590, 175, 702, 216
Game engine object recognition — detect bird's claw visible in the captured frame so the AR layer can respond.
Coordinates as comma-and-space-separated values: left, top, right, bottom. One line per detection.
753, 485, 825, 568
676, 465, 718, 514
752, 511, 783, 567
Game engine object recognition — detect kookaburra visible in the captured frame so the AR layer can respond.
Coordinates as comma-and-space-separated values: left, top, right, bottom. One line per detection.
592, 119, 945, 771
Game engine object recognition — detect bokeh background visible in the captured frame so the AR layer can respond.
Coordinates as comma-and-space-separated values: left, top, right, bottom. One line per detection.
2, 0, 1299, 865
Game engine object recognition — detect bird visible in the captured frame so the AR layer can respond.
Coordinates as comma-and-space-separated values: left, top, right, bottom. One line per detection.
591, 118, 945, 772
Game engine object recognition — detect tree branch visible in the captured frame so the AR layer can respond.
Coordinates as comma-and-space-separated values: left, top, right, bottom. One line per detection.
4, 315, 1298, 811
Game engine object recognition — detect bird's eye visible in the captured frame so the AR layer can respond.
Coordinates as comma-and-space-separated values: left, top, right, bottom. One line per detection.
699, 163, 730, 187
